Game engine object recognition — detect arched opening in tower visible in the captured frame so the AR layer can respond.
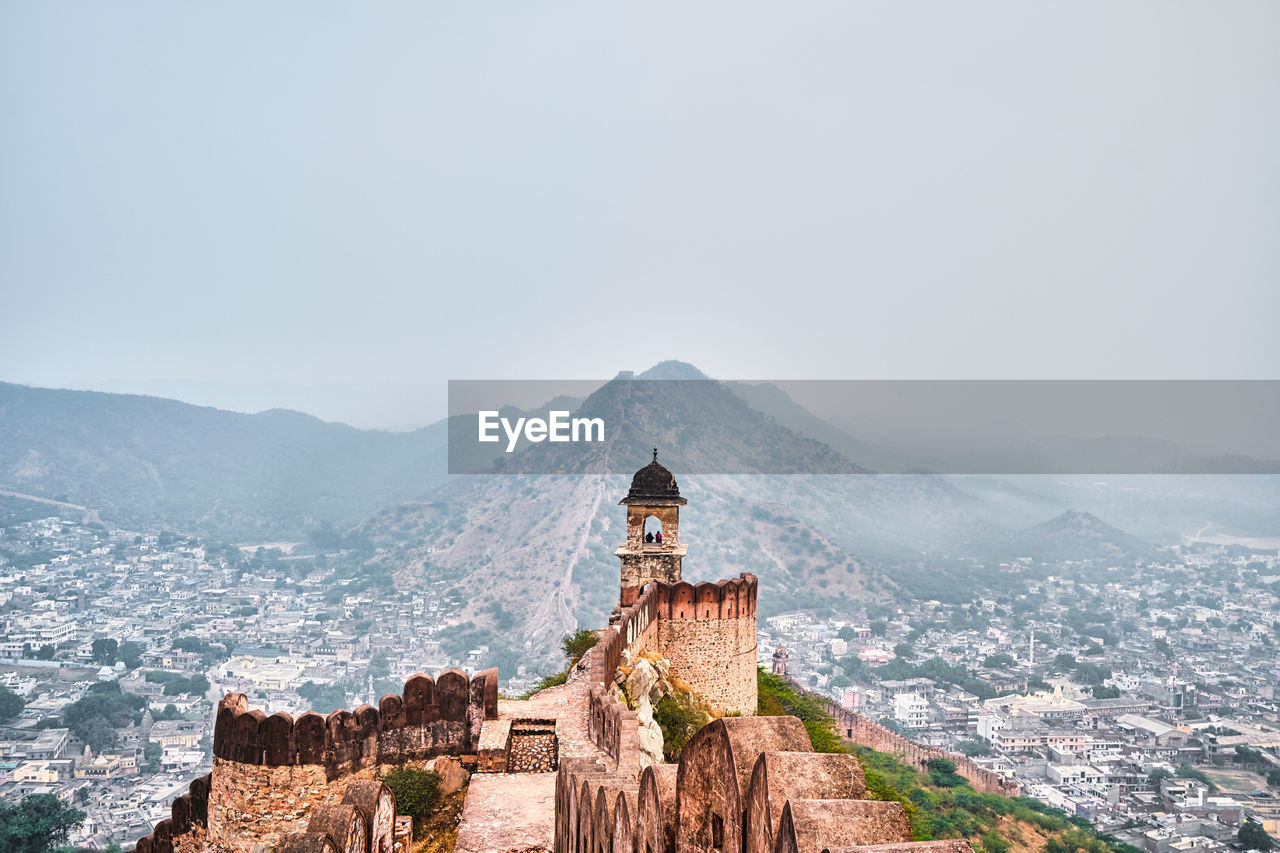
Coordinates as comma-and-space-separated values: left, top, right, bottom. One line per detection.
642, 515, 663, 545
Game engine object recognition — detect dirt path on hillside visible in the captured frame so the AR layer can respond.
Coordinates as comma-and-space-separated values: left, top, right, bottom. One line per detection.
522, 478, 610, 654
0, 486, 87, 510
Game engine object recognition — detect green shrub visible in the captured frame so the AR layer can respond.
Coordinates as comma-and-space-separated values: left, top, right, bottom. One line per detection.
381, 768, 442, 837
519, 671, 569, 698
981, 830, 1012, 853
654, 692, 707, 761
756, 669, 843, 753
562, 629, 599, 668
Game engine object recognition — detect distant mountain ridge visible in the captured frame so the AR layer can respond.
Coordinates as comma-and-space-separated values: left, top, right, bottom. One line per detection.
0, 382, 450, 540
1003, 509, 1156, 564
4, 367, 1280, 671
489, 370, 871, 476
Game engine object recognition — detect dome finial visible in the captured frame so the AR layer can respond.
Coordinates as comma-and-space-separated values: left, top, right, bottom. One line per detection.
653, 447, 658, 463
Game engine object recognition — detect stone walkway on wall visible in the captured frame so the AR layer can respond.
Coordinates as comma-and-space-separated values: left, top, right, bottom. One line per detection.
453, 773, 557, 853
454, 672, 610, 853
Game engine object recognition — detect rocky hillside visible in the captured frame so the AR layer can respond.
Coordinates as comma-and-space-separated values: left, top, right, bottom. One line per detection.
355, 367, 983, 670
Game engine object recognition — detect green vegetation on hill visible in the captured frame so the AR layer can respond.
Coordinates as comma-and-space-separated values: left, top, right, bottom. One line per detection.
654, 689, 711, 762
516, 630, 600, 699
757, 668, 843, 752
561, 629, 599, 668
756, 670, 1142, 853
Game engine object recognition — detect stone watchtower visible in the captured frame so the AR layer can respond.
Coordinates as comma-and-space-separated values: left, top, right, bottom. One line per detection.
614, 449, 687, 612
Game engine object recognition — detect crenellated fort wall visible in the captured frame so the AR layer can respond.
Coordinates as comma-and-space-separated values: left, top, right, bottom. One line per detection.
556, 714, 977, 853
559, 569, 982, 853
132, 668, 498, 853
129, 457, 999, 853
828, 703, 1020, 798
655, 575, 758, 715
584, 573, 758, 772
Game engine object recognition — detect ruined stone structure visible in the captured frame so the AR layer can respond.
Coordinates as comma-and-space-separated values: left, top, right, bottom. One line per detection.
131, 456, 994, 853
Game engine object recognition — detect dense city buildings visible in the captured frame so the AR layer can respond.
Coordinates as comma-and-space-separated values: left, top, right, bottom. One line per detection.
3, 503, 1280, 849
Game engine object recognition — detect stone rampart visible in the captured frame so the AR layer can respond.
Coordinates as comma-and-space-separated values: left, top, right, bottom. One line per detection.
132, 668, 497, 853
829, 704, 1020, 797
555, 716, 972, 853
655, 575, 758, 715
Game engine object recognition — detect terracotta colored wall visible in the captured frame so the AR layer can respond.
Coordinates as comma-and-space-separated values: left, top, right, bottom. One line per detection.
829, 704, 1020, 797
656, 576, 758, 715
135, 668, 497, 853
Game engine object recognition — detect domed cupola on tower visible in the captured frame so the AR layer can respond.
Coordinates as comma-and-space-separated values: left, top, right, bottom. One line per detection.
614, 449, 688, 613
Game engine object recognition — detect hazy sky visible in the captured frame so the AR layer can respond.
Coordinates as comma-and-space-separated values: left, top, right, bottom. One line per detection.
2, 2, 1278, 428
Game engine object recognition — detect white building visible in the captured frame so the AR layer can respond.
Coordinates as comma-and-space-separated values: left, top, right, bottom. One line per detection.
893, 693, 929, 729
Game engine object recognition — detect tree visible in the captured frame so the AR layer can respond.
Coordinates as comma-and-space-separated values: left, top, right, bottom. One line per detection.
0, 685, 24, 723
77, 717, 119, 754
869, 620, 888, 637
837, 626, 856, 641
1148, 767, 1173, 790
1053, 653, 1076, 670
1072, 662, 1111, 685
1175, 763, 1214, 790
893, 643, 915, 661
382, 768, 441, 836
144, 671, 210, 697
0, 793, 85, 853
1266, 768, 1280, 788
956, 740, 990, 757
91, 638, 119, 665
927, 757, 965, 787
983, 653, 1015, 669
561, 629, 599, 668
1240, 820, 1275, 851
1236, 745, 1264, 766
298, 681, 348, 714
144, 741, 163, 769
62, 685, 146, 752
117, 641, 144, 669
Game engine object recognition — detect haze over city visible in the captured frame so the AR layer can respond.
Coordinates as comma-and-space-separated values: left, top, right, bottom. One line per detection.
2, 4, 1280, 853
3, 2, 1279, 427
